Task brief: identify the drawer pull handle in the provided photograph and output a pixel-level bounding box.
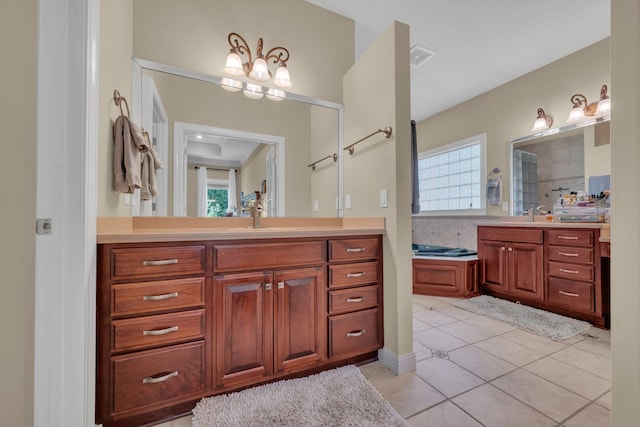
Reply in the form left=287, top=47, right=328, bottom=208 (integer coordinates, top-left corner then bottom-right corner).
left=142, top=371, right=178, bottom=384
left=346, top=329, right=366, bottom=337
left=346, top=272, right=366, bottom=278
left=143, top=258, right=179, bottom=266
left=346, top=247, right=366, bottom=253
left=559, top=252, right=579, bottom=257
left=558, top=236, right=579, bottom=240
left=559, top=290, right=580, bottom=297
left=559, top=268, right=579, bottom=274
left=143, top=292, right=179, bottom=301
left=346, top=296, right=365, bottom=303
left=143, top=326, right=179, bottom=336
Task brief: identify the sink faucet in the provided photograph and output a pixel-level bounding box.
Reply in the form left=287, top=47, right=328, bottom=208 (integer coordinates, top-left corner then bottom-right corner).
left=243, top=197, right=263, bottom=228
left=527, top=204, right=534, bottom=222
left=536, top=205, right=546, bottom=215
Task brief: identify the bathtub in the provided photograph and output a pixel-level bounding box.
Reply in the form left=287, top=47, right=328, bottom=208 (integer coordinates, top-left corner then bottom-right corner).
left=412, top=243, right=477, bottom=257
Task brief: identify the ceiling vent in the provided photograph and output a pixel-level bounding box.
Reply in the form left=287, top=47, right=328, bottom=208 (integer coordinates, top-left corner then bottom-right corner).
left=410, top=44, right=435, bottom=67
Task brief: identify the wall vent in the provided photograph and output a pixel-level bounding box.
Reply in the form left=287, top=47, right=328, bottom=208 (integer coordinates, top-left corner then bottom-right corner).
left=410, top=44, right=435, bottom=67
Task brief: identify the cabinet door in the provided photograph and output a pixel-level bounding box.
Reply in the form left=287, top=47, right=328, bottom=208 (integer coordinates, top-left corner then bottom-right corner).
left=214, top=271, right=273, bottom=388
left=478, top=240, right=508, bottom=292
left=274, top=267, right=326, bottom=373
left=508, top=242, right=544, bottom=300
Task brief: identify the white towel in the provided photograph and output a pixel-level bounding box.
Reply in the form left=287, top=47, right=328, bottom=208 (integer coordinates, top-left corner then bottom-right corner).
left=487, top=176, right=502, bottom=205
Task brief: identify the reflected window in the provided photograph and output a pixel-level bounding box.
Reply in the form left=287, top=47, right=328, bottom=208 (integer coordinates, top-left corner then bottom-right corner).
left=207, top=180, right=230, bottom=217
left=418, top=133, right=487, bottom=214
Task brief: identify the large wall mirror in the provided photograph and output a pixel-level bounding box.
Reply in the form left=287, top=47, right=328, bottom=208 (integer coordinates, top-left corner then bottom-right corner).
left=131, top=58, right=344, bottom=218
left=510, top=118, right=611, bottom=216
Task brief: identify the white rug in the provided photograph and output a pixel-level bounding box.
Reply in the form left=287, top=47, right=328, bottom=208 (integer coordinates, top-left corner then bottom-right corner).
left=192, top=365, right=408, bottom=427
left=452, top=295, right=592, bottom=342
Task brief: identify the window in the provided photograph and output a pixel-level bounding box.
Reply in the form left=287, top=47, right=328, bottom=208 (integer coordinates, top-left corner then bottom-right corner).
left=206, top=180, right=229, bottom=217
left=418, top=133, right=487, bottom=214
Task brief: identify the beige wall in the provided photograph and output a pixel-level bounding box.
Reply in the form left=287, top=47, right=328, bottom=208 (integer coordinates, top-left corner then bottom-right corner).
left=240, top=144, right=270, bottom=202
left=310, top=105, right=340, bottom=217
left=343, top=21, right=413, bottom=359
left=417, top=38, right=610, bottom=216
left=0, top=1, right=36, bottom=424
left=98, top=0, right=134, bottom=216
left=611, top=0, right=640, bottom=424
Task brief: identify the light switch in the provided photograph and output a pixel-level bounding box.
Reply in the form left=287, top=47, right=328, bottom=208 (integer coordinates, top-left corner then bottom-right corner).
left=313, top=200, right=319, bottom=212
left=502, top=201, right=509, bottom=211
left=380, top=189, right=388, bottom=208
left=345, top=194, right=351, bottom=209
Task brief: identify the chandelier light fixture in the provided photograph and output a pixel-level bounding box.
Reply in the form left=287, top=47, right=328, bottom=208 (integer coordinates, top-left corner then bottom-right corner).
left=567, top=84, right=611, bottom=123
left=222, top=32, right=292, bottom=101
left=531, top=107, right=553, bottom=132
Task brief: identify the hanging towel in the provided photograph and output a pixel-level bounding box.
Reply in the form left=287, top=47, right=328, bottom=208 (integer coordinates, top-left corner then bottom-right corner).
left=140, top=146, right=164, bottom=201
left=113, top=115, right=148, bottom=193
left=487, top=176, right=502, bottom=205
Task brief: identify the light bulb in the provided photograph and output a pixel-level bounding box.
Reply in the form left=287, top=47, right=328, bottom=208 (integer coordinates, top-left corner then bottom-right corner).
left=249, top=57, right=270, bottom=81
left=224, top=52, right=245, bottom=76
left=220, top=78, right=242, bottom=92
left=596, top=98, right=611, bottom=116
left=567, top=106, right=586, bottom=123
left=531, top=117, right=548, bottom=132
left=243, top=83, right=264, bottom=100
left=273, top=65, right=293, bottom=88
left=266, top=88, right=286, bottom=101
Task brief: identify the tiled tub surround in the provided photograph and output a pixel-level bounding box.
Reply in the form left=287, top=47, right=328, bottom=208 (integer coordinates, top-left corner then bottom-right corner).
left=412, top=216, right=512, bottom=251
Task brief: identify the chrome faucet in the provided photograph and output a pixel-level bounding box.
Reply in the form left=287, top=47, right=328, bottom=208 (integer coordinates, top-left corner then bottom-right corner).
left=536, top=205, right=546, bottom=215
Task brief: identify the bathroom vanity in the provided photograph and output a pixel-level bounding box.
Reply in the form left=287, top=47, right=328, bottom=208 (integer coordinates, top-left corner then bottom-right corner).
left=95, top=217, right=384, bottom=427
left=477, top=222, right=610, bottom=328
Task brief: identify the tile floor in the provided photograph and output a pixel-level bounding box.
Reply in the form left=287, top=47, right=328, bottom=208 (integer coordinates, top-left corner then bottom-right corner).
left=158, top=294, right=611, bottom=427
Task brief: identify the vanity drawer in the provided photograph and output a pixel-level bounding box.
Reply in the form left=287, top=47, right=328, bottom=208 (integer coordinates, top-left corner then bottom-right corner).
left=329, top=285, right=378, bottom=315
left=547, top=277, right=594, bottom=312
left=111, top=341, right=206, bottom=415
left=547, top=246, right=594, bottom=264
left=477, top=227, right=543, bottom=244
left=329, top=308, right=379, bottom=357
left=546, top=229, right=593, bottom=247
left=548, top=261, right=594, bottom=282
left=213, top=241, right=325, bottom=272
left=111, top=246, right=206, bottom=280
left=112, top=309, right=205, bottom=352
left=329, top=261, right=378, bottom=288
left=111, top=277, right=205, bottom=316
left=329, top=238, right=379, bottom=262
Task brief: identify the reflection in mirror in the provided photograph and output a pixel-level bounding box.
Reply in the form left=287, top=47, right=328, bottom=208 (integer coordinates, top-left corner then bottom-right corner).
left=510, top=118, right=611, bottom=216
left=131, top=58, right=343, bottom=218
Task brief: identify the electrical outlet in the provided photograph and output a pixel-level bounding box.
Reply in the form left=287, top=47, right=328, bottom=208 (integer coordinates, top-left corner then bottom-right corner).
left=313, top=200, right=319, bottom=212
left=345, top=194, right=351, bottom=209
left=502, top=201, right=509, bottom=211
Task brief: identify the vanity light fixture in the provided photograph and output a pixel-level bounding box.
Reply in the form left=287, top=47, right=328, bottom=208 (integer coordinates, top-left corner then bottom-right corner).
left=531, top=108, right=553, bottom=131
left=567, top=84, right=611, bottom=123
left=223, top=32, right=292, bottom=101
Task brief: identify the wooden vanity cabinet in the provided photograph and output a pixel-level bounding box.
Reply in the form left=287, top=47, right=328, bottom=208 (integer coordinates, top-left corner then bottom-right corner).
left=212, top=264, right=326, bottom=390
left=477, top=227, right=544, bottom=301
left=477, top=225, right=608, bottom=328
left=327, top=237, right=383, bottom=360
left=97, top=235, right=383, bottom=427
left=96, top=242, right=211, bottom=427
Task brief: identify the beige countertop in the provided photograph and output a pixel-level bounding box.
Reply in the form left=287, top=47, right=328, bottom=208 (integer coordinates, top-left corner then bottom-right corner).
left=97, top=216, right=386, bottom=244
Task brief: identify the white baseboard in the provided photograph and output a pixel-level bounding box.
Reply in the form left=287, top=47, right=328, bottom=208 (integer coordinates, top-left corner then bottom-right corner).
left=378, top=347, right=416, bottom=375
